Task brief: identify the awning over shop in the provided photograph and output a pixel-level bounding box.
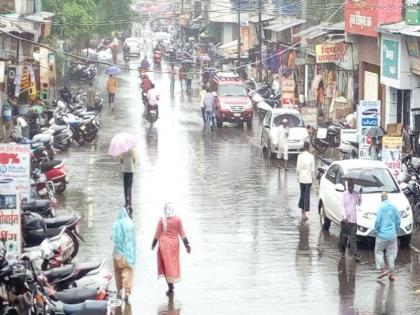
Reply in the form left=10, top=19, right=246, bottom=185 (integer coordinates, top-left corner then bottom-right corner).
left=264, top=17, right=305, bottom=33
left=295, top=25, right=327, bottom=40
left=377, top=21, right=420, bottom=37
left=217, top=40, right=249, bottom=59
left=249, top=14, right=276, bottom=24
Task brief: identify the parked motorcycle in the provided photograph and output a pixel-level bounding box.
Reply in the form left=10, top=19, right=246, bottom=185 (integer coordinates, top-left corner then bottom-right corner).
left=68, top=62, right=97, bottom=82
left=308, top=123, right=342, bottom=154
left=35, top=159, right=69, bottom=194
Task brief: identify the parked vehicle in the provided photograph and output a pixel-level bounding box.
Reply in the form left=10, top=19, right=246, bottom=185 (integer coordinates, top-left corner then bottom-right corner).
left=308, top=123, right=342, bottom=154
left=318, top=159, right=413, bottom=246
left=124, top=37, right=141, bottom=56
left=68, top=63, right=97, bottom=82
left=261, top=108, right=309, bottom=159
left=209, top=72, right=253, bottom=128
left=36, top=160, right=69, bottom=194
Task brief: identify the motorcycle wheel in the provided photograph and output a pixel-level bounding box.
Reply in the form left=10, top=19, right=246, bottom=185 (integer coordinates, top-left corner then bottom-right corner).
left=66, top=230, right=79, bottom=259
left=310, top=134, right=329, bottom=154
left=74, top=131, right=86, bottom=146
left=55, top=178, right=67, bottom=194
left=56, top=140, right=71, bottom=152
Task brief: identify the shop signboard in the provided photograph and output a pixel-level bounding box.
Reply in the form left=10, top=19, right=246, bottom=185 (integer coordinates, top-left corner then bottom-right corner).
left=357, top=100, right=381, bottom=159
left=345, top=0, right=402, bottom=37
left=410, top=56, right=420, bottom=75
left=0, top=144, right=30, bottom=262
left=381, top=136, right=403, bottom=177
left=381, top=39, right=399, bottom=80
left=315, top=43, right=347, bottom=64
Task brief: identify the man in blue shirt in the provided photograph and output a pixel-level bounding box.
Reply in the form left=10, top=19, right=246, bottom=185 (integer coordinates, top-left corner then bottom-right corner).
left=375, top=192, right=400, bottom=281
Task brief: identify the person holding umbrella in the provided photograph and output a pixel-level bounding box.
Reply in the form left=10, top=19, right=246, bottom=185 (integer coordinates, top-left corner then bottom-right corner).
left=106, top=75, right=118, bottom=111
left=339, top=179, right=361, bottom=261
left=108, top=133, right=137, bottom=212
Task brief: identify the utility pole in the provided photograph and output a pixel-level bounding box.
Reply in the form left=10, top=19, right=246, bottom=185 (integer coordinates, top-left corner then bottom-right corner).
left=181, top=0, right=184, bottom=46
left=237, top=1, right=241, bottom=66
left=258, top=0, right=263, bottom=82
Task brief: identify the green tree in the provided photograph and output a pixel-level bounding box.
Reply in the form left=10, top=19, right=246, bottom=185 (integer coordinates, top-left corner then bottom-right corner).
left=95, top=0, right=134, bottom=35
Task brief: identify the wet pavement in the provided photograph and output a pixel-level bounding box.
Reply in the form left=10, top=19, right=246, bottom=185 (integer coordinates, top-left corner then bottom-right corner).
left=55, top=54, right=420, bottom=314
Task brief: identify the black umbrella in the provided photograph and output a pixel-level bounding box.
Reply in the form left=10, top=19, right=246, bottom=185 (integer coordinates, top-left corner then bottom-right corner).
left=365, top=126, right=386, bottom=137
left=342, top=170, right=383, bottom=187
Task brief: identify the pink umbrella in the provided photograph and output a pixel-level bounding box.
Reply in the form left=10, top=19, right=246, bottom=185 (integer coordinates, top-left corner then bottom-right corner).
left=108, top=132, right=136, bottom=157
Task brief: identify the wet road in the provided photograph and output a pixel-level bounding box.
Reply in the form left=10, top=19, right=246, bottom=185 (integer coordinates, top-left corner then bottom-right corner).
left=56, top=55, right=420, bottom=314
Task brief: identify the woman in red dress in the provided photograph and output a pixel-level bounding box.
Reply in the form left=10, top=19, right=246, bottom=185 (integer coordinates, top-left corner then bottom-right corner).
left=152, top=203, right=191, bottom=296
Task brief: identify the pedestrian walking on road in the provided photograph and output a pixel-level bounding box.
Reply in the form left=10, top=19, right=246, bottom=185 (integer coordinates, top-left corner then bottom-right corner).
left=120, top=149, right=136, bottom=209
left=375, top=192, right=400, bottom=281
left=106, top=75, right=118, bottom=111
left=296, top=141, right=315, bottom=220
left=339, top=179, right=361, bottom=261
left=179, top=66, right=186, bottom=92
left=203, top=88, right=216, bottom=132
left=199, top=86, right=207, bottom=123
left=169, top=64, right=176, bottom=95
left=152, top=203, right=191, bottom=297
left=186, top=68, right=193, bottom=93
left=112, top=207, right=136, bottom=304
left=277, top=119, right=290, bottom=169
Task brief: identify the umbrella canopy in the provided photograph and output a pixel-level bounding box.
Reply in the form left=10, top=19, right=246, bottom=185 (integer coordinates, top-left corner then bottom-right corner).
left=342, top=170, right=383, bottom=187
left=108, top=132, right=136, bottom=157
left=106, top=65, right=121, bottom=76
left=365, top=126, right=386, bottom=137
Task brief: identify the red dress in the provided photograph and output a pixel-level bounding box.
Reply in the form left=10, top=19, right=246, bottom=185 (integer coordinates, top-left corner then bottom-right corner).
left=154, top=216, right=186, bottom=283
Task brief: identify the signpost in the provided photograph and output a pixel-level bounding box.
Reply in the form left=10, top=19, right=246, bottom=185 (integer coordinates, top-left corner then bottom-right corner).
left=357, top=100, right=381, bottom=159
left=0, top=144, right=30, bottom=262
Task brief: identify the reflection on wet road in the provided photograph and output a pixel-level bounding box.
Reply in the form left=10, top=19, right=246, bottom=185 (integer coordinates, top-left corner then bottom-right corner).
left=57, top=58, right=420, bottom=314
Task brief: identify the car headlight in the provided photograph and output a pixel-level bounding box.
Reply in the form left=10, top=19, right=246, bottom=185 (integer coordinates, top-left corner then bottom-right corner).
left=220, top=101, right=229, bottom=110
left=362, top=212, right=376, bottom=219
left=399, top=206, right=411, bottom=219
left=245, top=100, right=252, bottom=109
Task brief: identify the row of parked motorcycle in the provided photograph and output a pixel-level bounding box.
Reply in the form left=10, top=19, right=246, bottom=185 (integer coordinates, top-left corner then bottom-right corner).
left=0, top=87, right=119, bottom=314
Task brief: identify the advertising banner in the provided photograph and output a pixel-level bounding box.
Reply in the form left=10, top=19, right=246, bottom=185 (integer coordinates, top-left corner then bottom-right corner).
left=357, top=100, right=381, bottom=159
left=0, top=144, right=30, bottom=262
left=0, top=144, right=31, bottom=202
left=381, top=39, right=399, bottom=80
left=281, top=77, right=295, bottom=107
left=382, top=136, right=403, bottom=177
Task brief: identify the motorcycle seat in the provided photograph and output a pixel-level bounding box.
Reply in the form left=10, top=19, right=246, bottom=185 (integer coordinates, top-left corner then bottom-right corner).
left=323, top=158, right=334, bottom=165
left=33, top=134, right=53, bottom=142
left=50, top=125, right=68, bottom=132
left=63, top=300, right=108, bottom=314
left=44, top=214, right=76, bottom=229
left=44, top=265, right=75, bottom=283
left=22, top=199, right=50, bottom=211
left=24, top=227, right=63, bottom=247
left=55, top=287, right=98, bottom=305
left=40, top=160, right=63, bottom=172
left=77, top=261, right=102, bottom=274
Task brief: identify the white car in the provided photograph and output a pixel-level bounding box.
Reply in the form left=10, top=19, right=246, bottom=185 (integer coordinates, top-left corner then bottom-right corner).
left=318, top=159, right=413, bottom=245
left=124, top=37, right=141, bottom=56
left=261, top=108, right=309, bottom=158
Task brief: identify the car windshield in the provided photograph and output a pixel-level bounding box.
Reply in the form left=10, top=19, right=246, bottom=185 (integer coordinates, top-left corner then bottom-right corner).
left=352, top=168, right=400, bottom=194
left=272, top=114, right=304, bottom=128
left=219, top=84, right=247, bottom=97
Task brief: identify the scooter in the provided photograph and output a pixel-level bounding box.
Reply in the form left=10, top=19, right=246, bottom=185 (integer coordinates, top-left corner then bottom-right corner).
left=146, top=104, right=158, bottom=124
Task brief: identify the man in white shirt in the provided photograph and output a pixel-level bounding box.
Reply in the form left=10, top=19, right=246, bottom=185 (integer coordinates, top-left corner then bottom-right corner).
left=146, top=83, right=159, bottom=118
left=296, top=141, right=315, bottom=220
left=277, top=119, right=289, bottom=170
left=198, top=86, right=207, bottom=124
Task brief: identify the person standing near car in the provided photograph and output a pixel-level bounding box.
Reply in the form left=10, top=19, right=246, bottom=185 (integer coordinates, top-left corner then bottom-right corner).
left=199, top=86, right=207, bottom=124
left=106, top=75, right=117, bottom=111
left=203, top=88, right=215, bottom=132
left=339, top=179, right=361, bottom=261
left=375, top=192, right=400, bottom=281
left=277, top=118, right=290, bottom=170
left=296, top=141, right=315, bottom=220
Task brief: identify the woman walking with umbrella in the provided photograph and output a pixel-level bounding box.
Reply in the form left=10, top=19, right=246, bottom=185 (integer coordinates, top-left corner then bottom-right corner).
left=106, top=66, right=121, bottom=111
left=108, top=133, right=137, bottom=212
left=151, top=203, right=191, bottom=297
